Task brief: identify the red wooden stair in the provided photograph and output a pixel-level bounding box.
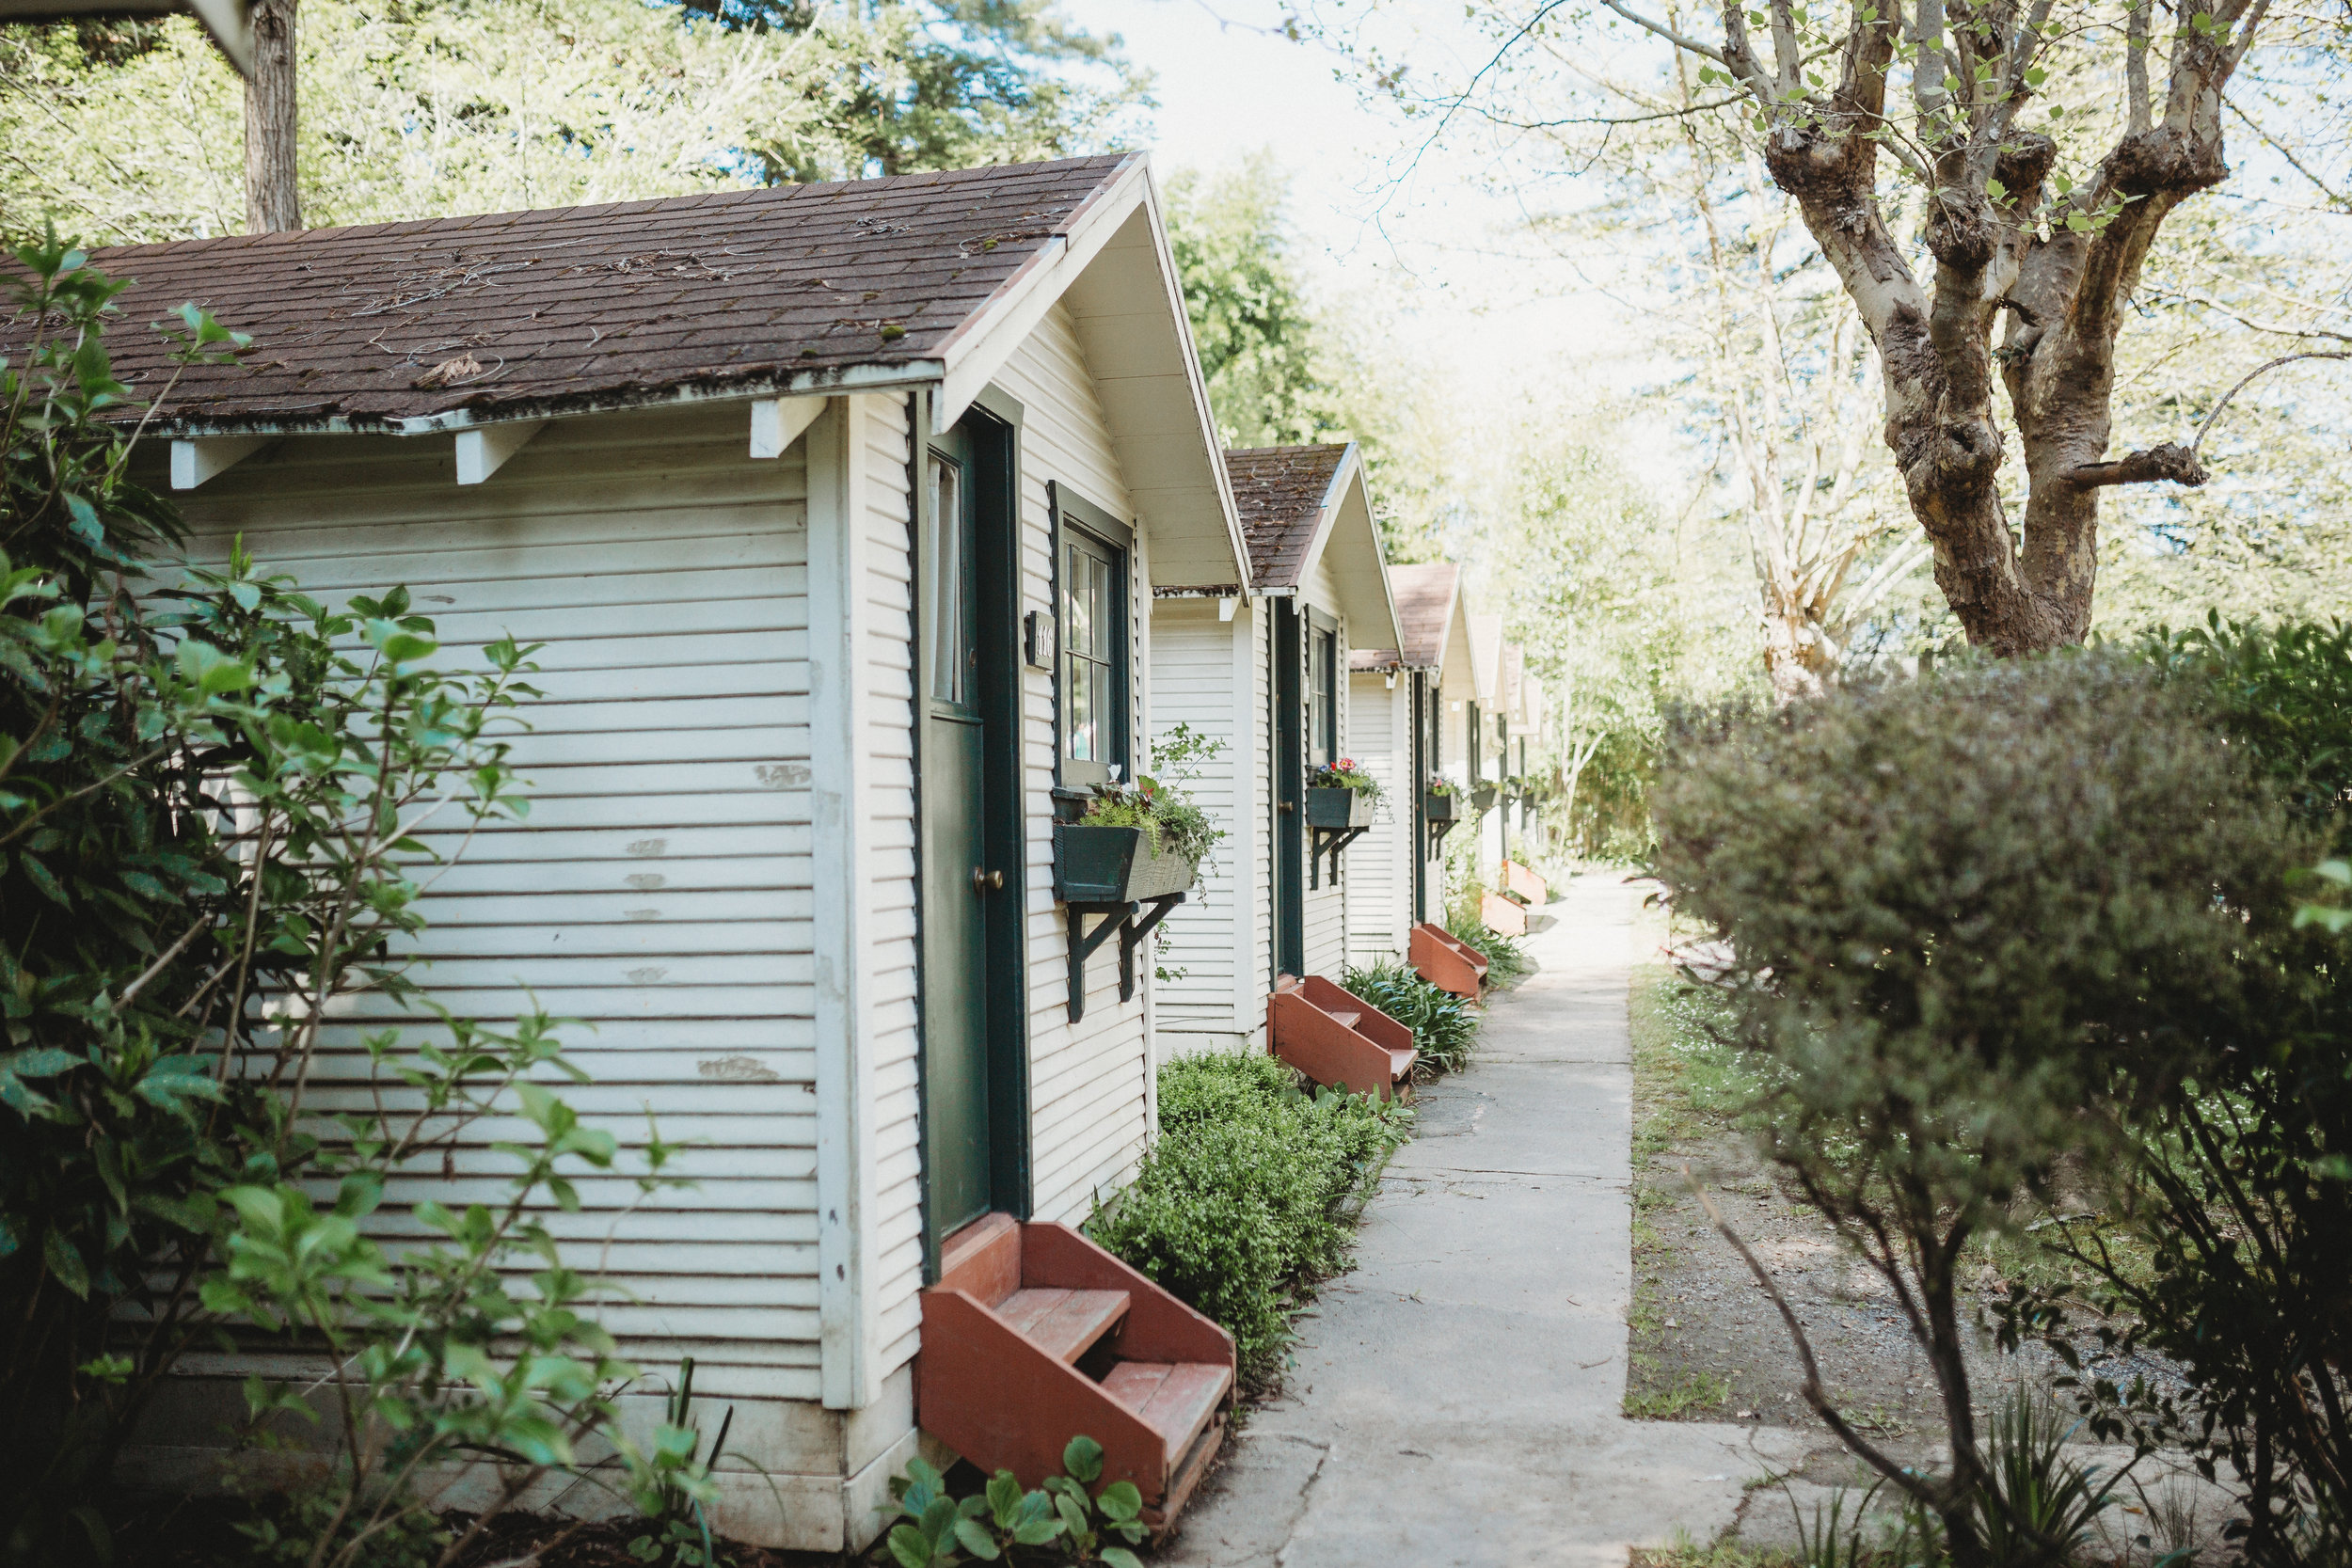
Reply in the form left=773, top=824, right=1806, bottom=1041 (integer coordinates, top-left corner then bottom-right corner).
left=1409, top=922, right=1487, bottom=1001
left=1268, top=973, right=1417, bottom=1100
left=1502, top=859, right=1549, bottom=906
left=916, top=1214, right=1235, bottom=1531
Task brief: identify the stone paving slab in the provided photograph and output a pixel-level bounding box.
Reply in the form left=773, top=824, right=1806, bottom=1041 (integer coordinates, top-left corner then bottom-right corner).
left=1158, top=875, right=1813, bottom=1568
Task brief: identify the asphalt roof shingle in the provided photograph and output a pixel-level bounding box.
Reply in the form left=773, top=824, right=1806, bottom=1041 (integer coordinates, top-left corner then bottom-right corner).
left=6, top=156, right=1135, bottom=432
left=1387, top=562, right=1457, bottom=669
left=1224, top=443, right=1347, bottom=590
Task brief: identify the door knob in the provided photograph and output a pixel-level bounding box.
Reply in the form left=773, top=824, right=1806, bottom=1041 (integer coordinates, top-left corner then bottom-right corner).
left=971, top=867, right=1003, bottom=895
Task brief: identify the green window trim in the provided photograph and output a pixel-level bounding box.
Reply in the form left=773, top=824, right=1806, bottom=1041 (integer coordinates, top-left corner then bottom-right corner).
left=1048, top=483, right=1135, bottom=791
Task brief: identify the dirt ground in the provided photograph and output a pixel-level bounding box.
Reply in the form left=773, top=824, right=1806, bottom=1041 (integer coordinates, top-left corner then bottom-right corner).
left=1618, top=911, right=2178, bottom=1490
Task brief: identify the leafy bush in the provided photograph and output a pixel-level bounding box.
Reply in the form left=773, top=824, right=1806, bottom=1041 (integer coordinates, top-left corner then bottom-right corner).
left=1340, top=959, right=1479, bottom=1074
left=1, top=238, right=701, bottom=1566
left=1992, top=618, right=2352, bottom=1564
left=885, top=1435, right=1144, bottom=1568
left=2141, top=613, right=2352, bottom=840
left=1651, top=654, right=2293, bottom=1562
left=1090, top=1052, right=1407, bottom=1390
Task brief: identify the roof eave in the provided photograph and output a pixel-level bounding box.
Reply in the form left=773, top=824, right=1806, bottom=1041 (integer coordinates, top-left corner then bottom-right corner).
left=135, top=358, right=946, bottom=439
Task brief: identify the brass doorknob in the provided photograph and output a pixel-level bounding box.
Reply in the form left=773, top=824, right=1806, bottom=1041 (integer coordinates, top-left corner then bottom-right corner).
left=971, top=867, right=1003, bottom=895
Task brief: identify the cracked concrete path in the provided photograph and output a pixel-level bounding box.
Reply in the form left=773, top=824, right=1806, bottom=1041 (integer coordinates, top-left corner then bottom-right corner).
left=1159, top=873, right=1807, bottom=1568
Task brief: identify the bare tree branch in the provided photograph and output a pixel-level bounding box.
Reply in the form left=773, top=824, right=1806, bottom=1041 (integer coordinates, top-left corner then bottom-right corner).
left=2190, top=351, right=2352, bottom=456
left=2066, top=441, right=2211, bottom=488
left=1684, top=1165, right=1945, bottom=1508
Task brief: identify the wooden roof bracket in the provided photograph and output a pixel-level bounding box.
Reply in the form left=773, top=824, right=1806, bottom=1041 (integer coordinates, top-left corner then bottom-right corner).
left=1063, top=892, right=1185, bottom=1022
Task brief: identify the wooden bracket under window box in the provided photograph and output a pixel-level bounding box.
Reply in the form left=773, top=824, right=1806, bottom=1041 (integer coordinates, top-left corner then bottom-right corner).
left=1055, top=825, right=1198, bottom=1021
left=1304, top=787, right=1373, bottom=890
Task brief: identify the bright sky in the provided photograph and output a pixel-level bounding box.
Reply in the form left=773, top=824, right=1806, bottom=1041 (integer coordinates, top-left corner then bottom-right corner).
left=1059, top=0, right=1634, bottom=401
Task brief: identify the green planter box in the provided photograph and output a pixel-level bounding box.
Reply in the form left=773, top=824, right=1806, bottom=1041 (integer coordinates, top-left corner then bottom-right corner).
left=1053, top=824, right=1199, bottom=903
left=1422, top=790, right=1459, bottom=824
left=1471, top=784, right=1498, bottom=812
left=1304, top=786, right=1375, bottom=830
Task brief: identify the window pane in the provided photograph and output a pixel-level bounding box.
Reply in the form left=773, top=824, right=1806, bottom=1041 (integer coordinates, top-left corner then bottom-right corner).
left=929, top=460, right=967, bottom=705
left=1064, top=543, right=1093, bottom=658
left=1067, top=651, right=1098, bottom=760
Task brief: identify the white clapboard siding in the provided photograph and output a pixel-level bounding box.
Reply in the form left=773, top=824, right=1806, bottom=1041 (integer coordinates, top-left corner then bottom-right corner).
left=1344, top=673, right=1408, bottom=966
left=995, top=302, right=1152, bottom=1230
left=854, top=394, right=928, bottom=1394
left=1301, top=550, right=1349, bottom=980
left=174, top=403, right=833, bottom=1402
left=1249, top=605, right=1272, bottom=1007
left=1146, top=599, right=1246, bottom=1037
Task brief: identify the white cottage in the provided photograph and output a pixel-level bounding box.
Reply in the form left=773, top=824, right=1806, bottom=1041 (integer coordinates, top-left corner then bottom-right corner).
left=1376, top=562, right=1473, bottom=933
left=95, top=154, right=1253, bottom=1552
left=1146, top=443, right=1401, bottom=1056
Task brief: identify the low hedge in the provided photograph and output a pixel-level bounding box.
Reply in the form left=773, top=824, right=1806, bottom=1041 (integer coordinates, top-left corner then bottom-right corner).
left=1089, top=1052, right=1409, bottom=1392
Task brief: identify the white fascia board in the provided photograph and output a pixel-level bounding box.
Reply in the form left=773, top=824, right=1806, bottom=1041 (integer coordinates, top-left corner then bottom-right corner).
left=453, top=419, right=546, bottom=484
left=932, top=155, right=1150, bottom=433
left=1124, top=170, right=1250, bottom=585
left=142, top=360, right=941, bottom=440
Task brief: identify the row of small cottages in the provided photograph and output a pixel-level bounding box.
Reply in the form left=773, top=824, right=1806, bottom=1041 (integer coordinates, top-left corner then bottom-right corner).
left=79, top=154, right=1543, bottom=1550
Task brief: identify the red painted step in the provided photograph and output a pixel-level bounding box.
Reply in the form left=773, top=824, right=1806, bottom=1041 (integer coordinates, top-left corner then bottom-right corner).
left=1268, top=973, right=1417, bottom=1100
left=917, top=1215, right=1237, bottom=1535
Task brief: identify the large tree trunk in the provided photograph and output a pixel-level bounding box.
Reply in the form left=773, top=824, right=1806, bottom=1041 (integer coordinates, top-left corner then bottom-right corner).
left=243, top=0, right=300, bottom=234
left=1709, top=0, right=2254, bottom=654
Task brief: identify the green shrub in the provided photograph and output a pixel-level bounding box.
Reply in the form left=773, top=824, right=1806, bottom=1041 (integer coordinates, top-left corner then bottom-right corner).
left=1091, top=1053, right=1407, bottom=1390
left=1340, top=959, right=1479, bottom=1074
left=1651, top=653, right=2293, bottom=1560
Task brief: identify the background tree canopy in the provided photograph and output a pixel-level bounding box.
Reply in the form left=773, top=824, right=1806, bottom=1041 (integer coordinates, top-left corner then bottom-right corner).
left=0, top=0, right=1146, bottom=243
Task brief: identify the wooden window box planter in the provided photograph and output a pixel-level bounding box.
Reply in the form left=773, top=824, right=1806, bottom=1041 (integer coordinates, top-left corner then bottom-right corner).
left=1054, top=824, right=1199, bottom=904
left=1053, top=825, right=1197, bottom=1022
left=1303, top=787, right=1373, bottom=889
left=1303, top=786, right=1375, bottom=830
left=1471, top=784, right=1498, bottom=813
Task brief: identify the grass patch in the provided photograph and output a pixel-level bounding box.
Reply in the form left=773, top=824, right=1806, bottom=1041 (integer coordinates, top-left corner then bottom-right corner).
left=1629, top=959, right=1756, bottom=1159
left=1623, top=1368, right=1737, bottom=1419
left=1089, top=1052, right=1411, bottom=1393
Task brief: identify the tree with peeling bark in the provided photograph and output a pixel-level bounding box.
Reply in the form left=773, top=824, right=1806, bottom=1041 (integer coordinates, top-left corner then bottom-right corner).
left=1338, top=0, right=2295, bottom=655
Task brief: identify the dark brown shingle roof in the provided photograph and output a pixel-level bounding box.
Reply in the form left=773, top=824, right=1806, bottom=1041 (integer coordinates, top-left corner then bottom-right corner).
left=15, top=156, right=1134, bottom=432
left=1224, top=443, right=1347, bottom=590
left=1388, top=562, right=1457, bottom=669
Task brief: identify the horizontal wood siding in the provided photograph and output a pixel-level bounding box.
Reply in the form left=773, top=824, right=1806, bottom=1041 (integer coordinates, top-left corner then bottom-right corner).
left=1344, top=673, right=1409, bottom=966
left=1147, top=601, right=1242, bottom=1035
left=176, top=404, right=829, bottom=1401
left=856, top=398, right=926, bottom=1390
left=993, top=303, right=1153, bottom=1227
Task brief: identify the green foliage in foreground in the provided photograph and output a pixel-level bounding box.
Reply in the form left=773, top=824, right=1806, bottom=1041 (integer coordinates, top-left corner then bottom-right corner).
left=1653, top=654, right=2294, bottom=1565
left=1089, top=1053, right=1408, bottom=1391
left=1340, top=958, right=1480, bottom=1075
left=885, top=1435, right=1144, bottom=1568
left=1, top=240, right=706, bottom=1568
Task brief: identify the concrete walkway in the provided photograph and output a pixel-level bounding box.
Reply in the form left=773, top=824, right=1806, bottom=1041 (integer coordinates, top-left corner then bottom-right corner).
left=1161, top=873, right=1807, bottom=1568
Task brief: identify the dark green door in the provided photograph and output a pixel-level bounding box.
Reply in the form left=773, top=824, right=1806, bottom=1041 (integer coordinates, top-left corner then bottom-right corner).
left=922, top=427, right=992, bottom=1238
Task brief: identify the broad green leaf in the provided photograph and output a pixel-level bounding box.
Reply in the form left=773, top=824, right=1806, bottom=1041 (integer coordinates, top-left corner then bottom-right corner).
left=44, top=1228, right=90, bottom=1298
